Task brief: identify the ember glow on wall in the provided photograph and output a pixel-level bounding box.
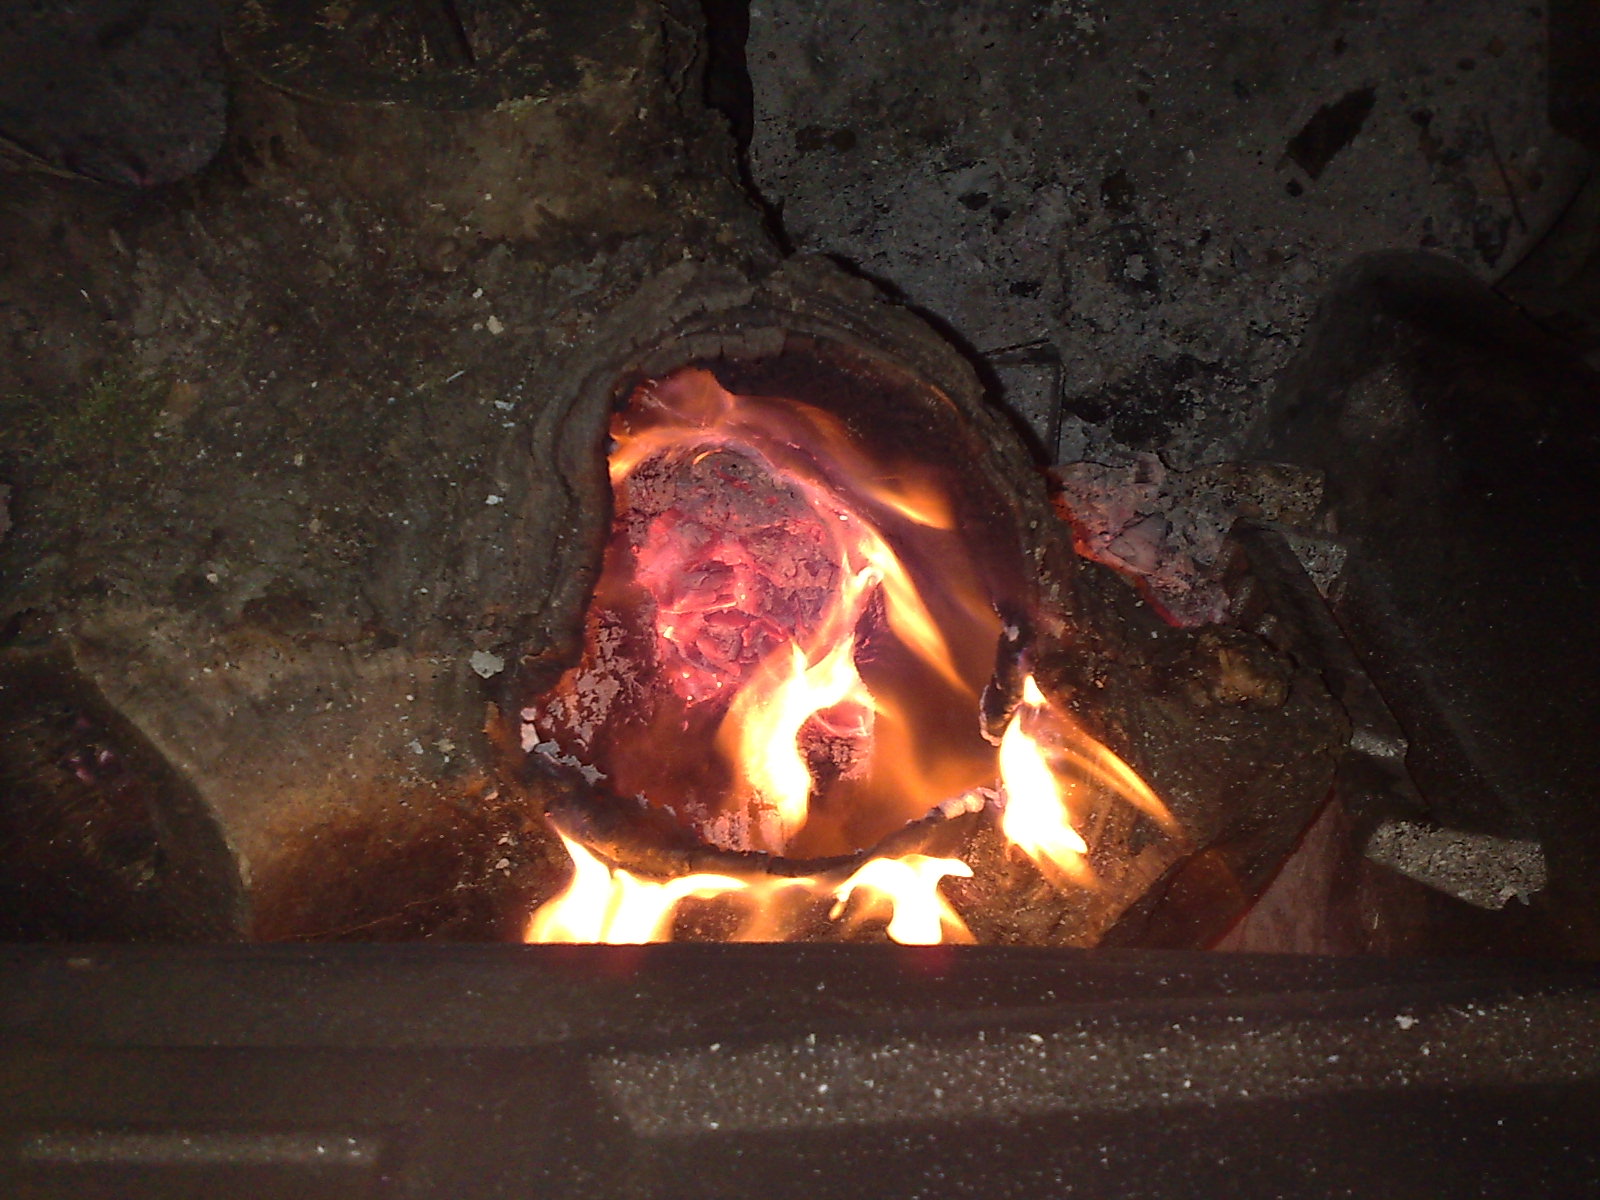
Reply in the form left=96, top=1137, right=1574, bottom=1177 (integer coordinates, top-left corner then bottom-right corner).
left=521, top=355, right=1173, bottom=944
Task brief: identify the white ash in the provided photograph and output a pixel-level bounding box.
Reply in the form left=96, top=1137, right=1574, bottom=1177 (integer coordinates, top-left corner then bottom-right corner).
left=1052, top=455, right=1325, bottom=626
left=932, top=788, right=994, bottom=820
left=1280, top=530, right=1349, bottom=599
left=468, top=649, right=505, bottom=678
left=528, top=739, right=606, bottom=787
left=698, top=806, right=762, bottom=857
left=534, top=617, right=641, bottom=750
left=1365, top=819, right=1546, bottom=910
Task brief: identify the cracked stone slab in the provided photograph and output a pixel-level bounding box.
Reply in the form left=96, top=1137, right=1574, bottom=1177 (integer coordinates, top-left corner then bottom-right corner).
left=751, top=0, right=1590, bottom=464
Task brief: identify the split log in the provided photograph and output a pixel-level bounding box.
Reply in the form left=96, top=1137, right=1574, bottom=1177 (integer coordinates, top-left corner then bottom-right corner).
left=0, top=1, right=767, bottom=938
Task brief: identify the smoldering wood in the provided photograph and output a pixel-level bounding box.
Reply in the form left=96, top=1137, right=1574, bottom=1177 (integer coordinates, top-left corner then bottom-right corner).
left=978, top=605, right=1031, bottom=745
left=535, top=760, right=982, bottom=884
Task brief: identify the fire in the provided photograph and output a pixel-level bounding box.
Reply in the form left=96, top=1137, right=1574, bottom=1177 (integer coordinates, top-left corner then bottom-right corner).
left=997, top=675, right=1177, bottom=884
left=997, top=675, right=1095, bottom=883
left=829, top=854, right=974, bottom=945
left=718, top=634, right=871, bottom=849
left=526, top=833, right=750, bottom=944
left=525, top=366, right=1178, bottom=945
left=527, top=830, right=973, bottom=946
left=601, top=367, right=988, bottom=858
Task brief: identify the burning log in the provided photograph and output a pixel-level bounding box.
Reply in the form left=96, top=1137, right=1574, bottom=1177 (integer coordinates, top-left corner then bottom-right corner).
left=508, top=257, right=1350, bottom=948
left=0, top=6, right=1349, bottom=945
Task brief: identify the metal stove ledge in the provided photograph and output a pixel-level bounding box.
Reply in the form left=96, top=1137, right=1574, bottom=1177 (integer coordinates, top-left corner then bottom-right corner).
left=2, top=945, right=1597, bottom=1198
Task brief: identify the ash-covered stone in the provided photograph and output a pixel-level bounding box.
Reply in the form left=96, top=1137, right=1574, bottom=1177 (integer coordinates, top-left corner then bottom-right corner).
left=1365, top=819, right=1547, bottom=910
left=469, top=649, right=505, bottom=679
left=1279, top=530, right=1349, bottom=598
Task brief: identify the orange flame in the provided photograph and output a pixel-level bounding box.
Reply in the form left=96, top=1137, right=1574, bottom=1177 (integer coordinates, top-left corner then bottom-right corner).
left=526, top=833, right=751, bottom=943
left=830, top=854, right=975, bottom=945
left=999, top=675, right=1093, bottom=883
left=718, top=634, right=871, bottom=848
left=526, top=831, right=975, bottom=946
left=999, top=674, right=1177, bottom=883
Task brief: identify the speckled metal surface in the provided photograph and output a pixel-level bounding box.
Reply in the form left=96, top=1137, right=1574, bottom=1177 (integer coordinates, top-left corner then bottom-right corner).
left=3, top=945, right=1598, bottom=1197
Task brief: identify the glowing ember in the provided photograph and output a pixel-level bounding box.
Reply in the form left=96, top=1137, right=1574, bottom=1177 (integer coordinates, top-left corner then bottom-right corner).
left=535, top=367, right=999, bottom=858
left=524, top=364, right=1179, bottom=944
